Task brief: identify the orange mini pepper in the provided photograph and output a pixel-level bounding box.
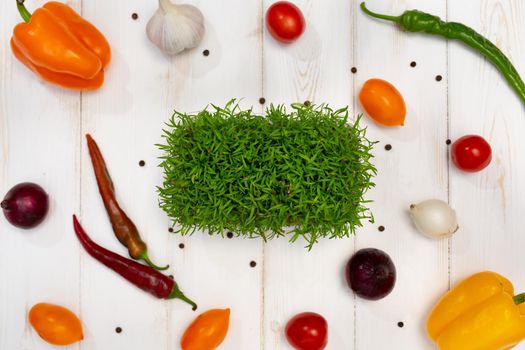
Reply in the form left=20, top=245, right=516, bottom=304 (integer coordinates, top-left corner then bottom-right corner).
left=359, top=78, right=406, bottom=127
left=29, top=303, right=83, bottom=346
left=427, top=271, right=525, bottom=350
left=11, top=0, right=110, bottom=90
left=181, top=308, right=231, bottom=350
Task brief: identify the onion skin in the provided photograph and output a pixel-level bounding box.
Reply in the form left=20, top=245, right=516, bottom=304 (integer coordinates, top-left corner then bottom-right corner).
left=1, top=182, right=49, bottom=229
left=409, top=199, right=458, bottom=239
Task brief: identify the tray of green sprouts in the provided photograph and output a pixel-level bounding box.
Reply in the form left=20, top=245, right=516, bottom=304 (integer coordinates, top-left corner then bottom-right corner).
left=158, top=101, right=376, bottom=249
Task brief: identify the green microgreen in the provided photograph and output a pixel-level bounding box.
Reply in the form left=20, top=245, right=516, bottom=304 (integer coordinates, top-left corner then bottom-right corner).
left=157, top=100, right=377, bottom=249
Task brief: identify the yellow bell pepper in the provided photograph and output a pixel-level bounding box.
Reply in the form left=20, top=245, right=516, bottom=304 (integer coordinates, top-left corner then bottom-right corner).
left=427, top=271, right=525, bottom=350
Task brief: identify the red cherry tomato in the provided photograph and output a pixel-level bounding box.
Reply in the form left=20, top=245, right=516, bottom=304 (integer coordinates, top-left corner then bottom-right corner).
left=451, top=135, right=492, bottom=172
left=285, top=312, right=328, bottom=350
left=266, top=1, right=305, bottom=43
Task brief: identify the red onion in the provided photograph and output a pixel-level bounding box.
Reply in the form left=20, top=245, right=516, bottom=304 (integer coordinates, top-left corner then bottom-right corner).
left=1, top=182, right=49, bottom=229
left=345, top=248, right=396, bottom=300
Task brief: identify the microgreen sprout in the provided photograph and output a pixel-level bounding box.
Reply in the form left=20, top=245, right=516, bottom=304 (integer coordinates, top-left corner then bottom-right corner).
left=158, top=100, right=376, bottom=249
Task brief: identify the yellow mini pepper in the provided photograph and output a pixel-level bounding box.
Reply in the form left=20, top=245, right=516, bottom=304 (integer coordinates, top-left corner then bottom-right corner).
left=427, top=271, right=525, bottom=350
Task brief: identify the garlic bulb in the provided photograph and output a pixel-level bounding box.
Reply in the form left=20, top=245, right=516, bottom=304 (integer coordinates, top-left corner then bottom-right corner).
left=146, top=0, right=205, bottom=55
left=409, top=199, right=458, bottom=239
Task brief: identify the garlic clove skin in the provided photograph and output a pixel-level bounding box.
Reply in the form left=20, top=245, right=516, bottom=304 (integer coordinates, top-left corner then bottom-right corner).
left=409, top=199, right=458, bottom=239
left=147, top=0, right=205, bottom=56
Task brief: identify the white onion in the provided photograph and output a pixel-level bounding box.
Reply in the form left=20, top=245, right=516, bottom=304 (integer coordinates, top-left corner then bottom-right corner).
left=409, top=199, right=458, bottom=239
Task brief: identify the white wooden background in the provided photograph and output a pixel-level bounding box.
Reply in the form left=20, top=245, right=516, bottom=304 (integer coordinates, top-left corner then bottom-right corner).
left=1, top=0, right=525, bottom=349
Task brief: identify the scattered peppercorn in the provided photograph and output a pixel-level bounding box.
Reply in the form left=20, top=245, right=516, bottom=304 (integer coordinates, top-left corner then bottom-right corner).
left=385, top=144, right=392, bottom=151
left=131, top=13, right=138, bottom=20
left=304, top=100, right=311, bottom=106
left=435, top=75, right=443, bottom=82
left=446, top=139, right=451, bottom=145
left=351, top=67, right=357, bottom=74
left=139, top=160, right=145, bottom=167
left=168, top=227, right=174, bottom=233
left=259, top=97, right=266, bottom=105
left=397, top=322, right=404, bottom=328
left=250, top=261, right=257, bottom=268
left=115, top=327, right=122, bottom=333
left=410, top=61, right=417, bottom=67
left=203, top=49, right=210, bottom=56
left=226, top=232, right=234, bottom=239
left=169, top=275, right=174, bottom=279
left=378, top=225, right=385, bottom=232
left=179, top=243, right=185, bottom=249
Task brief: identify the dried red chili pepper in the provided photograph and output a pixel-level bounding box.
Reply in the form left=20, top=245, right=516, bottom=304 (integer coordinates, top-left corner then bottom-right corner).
left=73, top=215, right=197, bottom=310
left=85, top=134, right=167, bottom=270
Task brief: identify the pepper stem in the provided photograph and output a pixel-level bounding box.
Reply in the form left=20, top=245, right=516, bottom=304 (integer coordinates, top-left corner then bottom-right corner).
left=168, top=285, right=197, bottom=311
left=139, top=251, right=169, bottom=271
left=360, top=2, right=401, bottom=23
left=514, top=293, right=525, bottom=305
left=16, top=0, right=32, bottom=23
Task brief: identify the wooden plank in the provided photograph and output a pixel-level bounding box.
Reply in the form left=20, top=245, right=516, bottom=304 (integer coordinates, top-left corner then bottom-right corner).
left=0, top=1, right=82, bottom=349
left=262, top=0, right=355, bottom=349
left=161, top=1, right=264, bottom=348
left=448, top=4, right=525, bottom=348
left=79, top=0, right=262, bottom=349
left=354, top=0, right=449, bottom=349
left=78, top=1, right=174, bottom=349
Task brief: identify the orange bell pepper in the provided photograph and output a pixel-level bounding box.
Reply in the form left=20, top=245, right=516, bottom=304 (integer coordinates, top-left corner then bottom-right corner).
left=181, top=308, right=231, bottom=350
left=11, top=0, right=110, bottom=90
left=29, top=303, right=83, bottom=346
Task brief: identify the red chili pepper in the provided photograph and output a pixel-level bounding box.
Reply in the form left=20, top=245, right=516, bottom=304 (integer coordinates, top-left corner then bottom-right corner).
left=85, top=134, right=168, bottom=270
left=72, top=215, right=197, bottom=310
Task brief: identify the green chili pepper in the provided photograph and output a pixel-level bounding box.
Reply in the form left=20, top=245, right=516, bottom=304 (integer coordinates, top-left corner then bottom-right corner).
left=360, top=2, right=525, bottom=106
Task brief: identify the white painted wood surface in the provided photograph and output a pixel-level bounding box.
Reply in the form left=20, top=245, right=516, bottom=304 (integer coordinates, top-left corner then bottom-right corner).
left=1, top=0, right=524, bottom=349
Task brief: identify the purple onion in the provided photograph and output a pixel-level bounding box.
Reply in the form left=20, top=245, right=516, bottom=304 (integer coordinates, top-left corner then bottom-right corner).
left=345, top=248, right=396, bottom=300
left=1, top=182, right=49, bottom=229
